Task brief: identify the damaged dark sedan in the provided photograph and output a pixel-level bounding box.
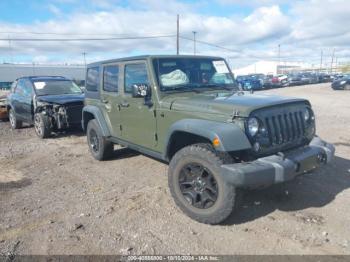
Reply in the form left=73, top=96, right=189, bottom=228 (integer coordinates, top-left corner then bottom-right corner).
left=7, top=76, right=84, bottom=138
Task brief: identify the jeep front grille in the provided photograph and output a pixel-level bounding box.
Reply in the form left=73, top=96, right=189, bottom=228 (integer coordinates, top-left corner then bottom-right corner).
left=264, top=111, right=305, bottom=145
left=249, top=102, right=314, bottom=155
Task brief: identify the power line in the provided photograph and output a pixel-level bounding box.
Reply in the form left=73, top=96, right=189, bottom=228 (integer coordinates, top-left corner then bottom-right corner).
left=179, top=35, right=241, bottom=53
left=0, top=31, right=162, bottom=37
left=0, top=35, right=176, bottom=41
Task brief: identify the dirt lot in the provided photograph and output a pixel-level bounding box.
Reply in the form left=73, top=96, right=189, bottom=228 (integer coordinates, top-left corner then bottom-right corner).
left=0, top=83, right=350, bottom=255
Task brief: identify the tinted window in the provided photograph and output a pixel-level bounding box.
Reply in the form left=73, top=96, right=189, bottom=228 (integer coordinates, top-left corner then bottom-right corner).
left=103, top=65, right=119, bottom=92
left=124, top=63, right=149, bottom=93
left=86, top=67, right=100, bottom=92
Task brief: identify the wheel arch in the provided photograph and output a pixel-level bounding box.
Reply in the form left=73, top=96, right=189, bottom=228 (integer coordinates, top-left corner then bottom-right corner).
left=82, top=105, right=111, bottom=137
left=164, top=119, right=251, bottom=161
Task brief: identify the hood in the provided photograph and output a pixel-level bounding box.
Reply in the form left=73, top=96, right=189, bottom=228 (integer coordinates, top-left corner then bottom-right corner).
left=36, top=93, right=84, bottom=105
left=332, top=78, right=348, bottom=85
left=162, top=92, right=309, bottom=117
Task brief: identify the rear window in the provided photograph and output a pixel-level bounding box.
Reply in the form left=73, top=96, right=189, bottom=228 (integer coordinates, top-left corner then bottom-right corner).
left=86, top=67, right=100, bottom=92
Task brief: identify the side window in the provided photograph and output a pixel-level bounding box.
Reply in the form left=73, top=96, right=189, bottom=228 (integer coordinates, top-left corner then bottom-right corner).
left=86, top=67, right=100, bottom=92
left=15, top=79, right=25, bottom=95
left=124, top=63, right=149, bottom=93
left=103, top=65, right=119, bottom=92
left=22, top=80, right=33, bottom=97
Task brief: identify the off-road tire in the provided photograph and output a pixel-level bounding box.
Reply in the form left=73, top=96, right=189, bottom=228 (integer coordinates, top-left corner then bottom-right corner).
left=34, top=113, right=51, bottom=139
left=9, top=108, right=22, bottom=129
left=86, top=119, right=113, bottom=161
left=168, top=143, right=236, bottom=224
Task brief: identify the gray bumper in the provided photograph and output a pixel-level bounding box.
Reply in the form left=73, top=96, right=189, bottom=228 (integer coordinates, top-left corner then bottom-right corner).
left=221, top=137, right=335, bottom=189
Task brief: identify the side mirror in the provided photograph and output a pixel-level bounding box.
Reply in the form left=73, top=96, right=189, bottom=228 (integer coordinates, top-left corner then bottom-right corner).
left=132, top=84, right=151, bottom=98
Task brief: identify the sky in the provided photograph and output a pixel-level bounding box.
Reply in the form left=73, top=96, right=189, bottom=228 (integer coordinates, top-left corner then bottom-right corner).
left=0, top=0, right=349, bottom=68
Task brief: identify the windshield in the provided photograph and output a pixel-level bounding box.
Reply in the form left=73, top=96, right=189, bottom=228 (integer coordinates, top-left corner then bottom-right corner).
left=153, top=57, right=235, bottom=92
left=33, top=80, right=82, bottom=96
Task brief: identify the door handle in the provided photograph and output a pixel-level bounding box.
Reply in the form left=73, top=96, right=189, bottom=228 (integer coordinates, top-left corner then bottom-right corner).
left=120, top=102, right=129, bottom=108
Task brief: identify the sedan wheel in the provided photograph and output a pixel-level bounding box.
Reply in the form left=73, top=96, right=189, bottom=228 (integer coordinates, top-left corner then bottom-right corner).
left=8, top=109, right=22, bottom=129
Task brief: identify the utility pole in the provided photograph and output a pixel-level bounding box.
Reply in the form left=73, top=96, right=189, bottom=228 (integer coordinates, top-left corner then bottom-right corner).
left=335, top=57, right=338, bottom=72
left=320, top=50, right=323, bottom=72
left=8, top=35, right=13, bottom=63
left=330, top=48, right=335, bottom=74
left=82, top=52, right=87, bottom=68
left=176, top=14, right=179, bottom=55
left=192, top=31, right=197, bottom=55
left=278, top=44, right=281, bottom=74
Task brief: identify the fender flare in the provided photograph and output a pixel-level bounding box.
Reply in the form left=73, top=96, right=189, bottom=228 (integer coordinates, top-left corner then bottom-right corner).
left=82, top=105, right=111, bottom=137
left=164, top=119, right=251, bottom=158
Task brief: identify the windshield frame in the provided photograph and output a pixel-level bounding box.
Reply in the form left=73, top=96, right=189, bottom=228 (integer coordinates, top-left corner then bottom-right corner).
left=152, top=57, right=237, bottom=93
left=31, top=79, right=83, bottom=96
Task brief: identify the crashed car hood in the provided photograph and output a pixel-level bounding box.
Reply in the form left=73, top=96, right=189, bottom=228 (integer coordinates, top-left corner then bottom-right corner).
left=36, top=94, right=84, bottom=105
left=162, top=92, right=309, bottom=117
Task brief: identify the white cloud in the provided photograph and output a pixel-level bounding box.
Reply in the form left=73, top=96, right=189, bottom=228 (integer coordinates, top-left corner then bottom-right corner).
left=0, top=0, right=349, bottom=67
left=216, top=0, right=289, bottom=7
left=47, top=4, right=62, bottom=16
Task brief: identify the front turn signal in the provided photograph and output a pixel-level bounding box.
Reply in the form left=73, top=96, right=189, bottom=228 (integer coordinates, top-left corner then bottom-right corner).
left=212, top=137, right=220, bottom=147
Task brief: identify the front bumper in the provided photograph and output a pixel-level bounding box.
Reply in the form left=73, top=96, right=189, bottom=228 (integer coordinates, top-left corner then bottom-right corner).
left=221, top=137, right=335, bottom=189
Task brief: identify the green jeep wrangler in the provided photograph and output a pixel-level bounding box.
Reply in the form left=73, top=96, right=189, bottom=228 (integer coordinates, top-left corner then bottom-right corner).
left=82, top=55, right=335, bottom=224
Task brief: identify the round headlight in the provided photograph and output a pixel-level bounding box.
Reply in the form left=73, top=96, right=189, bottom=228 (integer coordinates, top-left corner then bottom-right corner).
left=304, top=108, right=310, bottom=121
left=247, top=117, right=259, bottom=136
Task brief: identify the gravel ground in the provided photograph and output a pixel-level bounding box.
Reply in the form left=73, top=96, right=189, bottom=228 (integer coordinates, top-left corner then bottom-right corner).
left=0, top=83, right=350, bottom=255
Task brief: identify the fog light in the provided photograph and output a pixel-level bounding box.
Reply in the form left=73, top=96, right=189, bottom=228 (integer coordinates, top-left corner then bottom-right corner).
left=253, top=142, right=260, bottom=152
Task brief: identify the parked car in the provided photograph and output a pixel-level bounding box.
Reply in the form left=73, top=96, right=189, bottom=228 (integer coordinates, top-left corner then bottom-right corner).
left=236, top=75, right=263, bottom=91
left=270, top=74, right=289, bottom=88
left=249, top=74, right=267, bottom=88
left=7, top=76, right=84, bottom=138
left=82, top=55, right=334, bottom=224
left=331, top=74, right=345, bottom=81
left=288, top=73, right=304, bottom=86
left=317, top=73, right=332, bottom=83
left=263, top=74, right=274, bottom=88
left=300, top=73, right=319, bottom=84
left=331, top=75, right=350, bottom=90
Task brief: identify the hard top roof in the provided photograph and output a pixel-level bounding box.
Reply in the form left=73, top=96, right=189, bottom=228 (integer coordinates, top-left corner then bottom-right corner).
left=87, top=54, right=225, bottom=67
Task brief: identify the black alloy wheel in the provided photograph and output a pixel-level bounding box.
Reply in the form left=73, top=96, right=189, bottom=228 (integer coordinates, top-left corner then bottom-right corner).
left=179, top=163, right=218, bottom=209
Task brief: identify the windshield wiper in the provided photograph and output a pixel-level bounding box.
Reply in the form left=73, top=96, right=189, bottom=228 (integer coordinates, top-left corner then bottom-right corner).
left=201, top=84, right=237, bottom=91
left=163, top=84, right=203, bottom=93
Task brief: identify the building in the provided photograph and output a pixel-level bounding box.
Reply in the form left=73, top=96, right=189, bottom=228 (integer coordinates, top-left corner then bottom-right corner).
left=0, top=64, right=85, bottom=89
left=231, top=60, right=310, bottom=76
